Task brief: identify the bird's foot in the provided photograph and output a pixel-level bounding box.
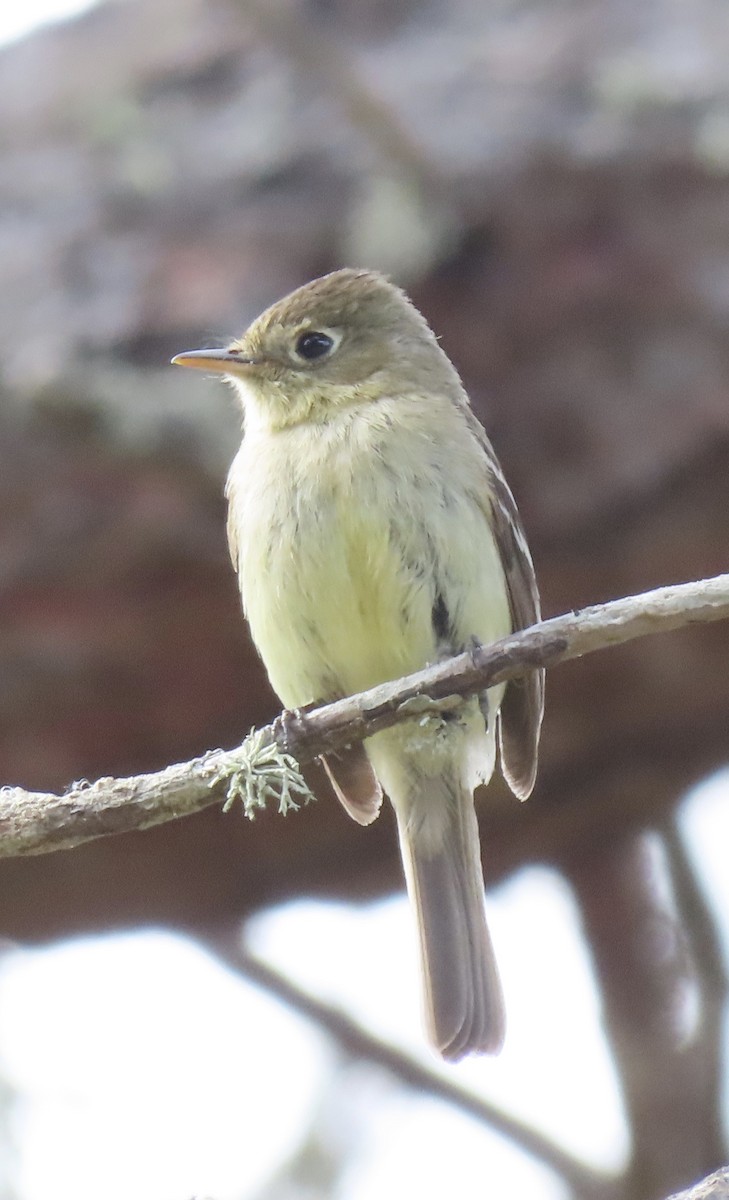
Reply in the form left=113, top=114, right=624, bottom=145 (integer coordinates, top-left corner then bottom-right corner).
left=272, top=707, right=307, bottom=755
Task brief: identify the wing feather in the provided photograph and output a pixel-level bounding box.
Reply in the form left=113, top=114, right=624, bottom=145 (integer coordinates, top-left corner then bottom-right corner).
left=320, top=745, right=383, bottom=825
left=464, top=408, right=544, bottom=799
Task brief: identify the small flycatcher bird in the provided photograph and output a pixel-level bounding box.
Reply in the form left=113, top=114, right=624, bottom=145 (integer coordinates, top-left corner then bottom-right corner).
left=172, top=269, right=543, bottom=1060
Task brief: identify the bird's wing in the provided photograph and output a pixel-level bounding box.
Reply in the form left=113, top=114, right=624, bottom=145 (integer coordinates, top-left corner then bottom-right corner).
left=320, top=745, right=383, bottom=825
left=465, top=408, right=544, bottom=799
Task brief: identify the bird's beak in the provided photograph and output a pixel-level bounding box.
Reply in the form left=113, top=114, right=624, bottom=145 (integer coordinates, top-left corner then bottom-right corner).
left=170, top=348, right=258, bottom=374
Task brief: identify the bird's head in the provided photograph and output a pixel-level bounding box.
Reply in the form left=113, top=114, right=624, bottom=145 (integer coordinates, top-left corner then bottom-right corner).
left=172, top=268, right=459, bottom=429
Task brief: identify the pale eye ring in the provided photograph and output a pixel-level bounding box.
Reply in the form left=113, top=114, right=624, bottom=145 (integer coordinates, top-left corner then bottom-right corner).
left=294, top=330, right=335, bottom=360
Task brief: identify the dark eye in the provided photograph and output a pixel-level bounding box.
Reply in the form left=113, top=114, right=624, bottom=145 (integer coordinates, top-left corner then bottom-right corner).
left=295, top=331, right=335, bottom=360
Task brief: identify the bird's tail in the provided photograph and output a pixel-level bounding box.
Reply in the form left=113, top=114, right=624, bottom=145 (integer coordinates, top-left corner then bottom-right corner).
left=397, top=772, right=505, bottom=1060
left=369, top=720, right=505, bottom=1060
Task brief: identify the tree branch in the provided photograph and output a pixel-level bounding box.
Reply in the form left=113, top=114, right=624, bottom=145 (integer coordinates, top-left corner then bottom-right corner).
left=1, top=574, right=728, bottom=858
left=667, top=1168, right=729, bottom=1200
left=241, top=0, right=444, bottom=201
left=215, top=936, right=621, bottom=1200
left=662, top=819, right=729, bottom=1164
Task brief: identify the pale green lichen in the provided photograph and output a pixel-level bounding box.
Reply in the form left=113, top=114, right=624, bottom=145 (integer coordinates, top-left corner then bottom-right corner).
left=214, top=729, right=316, bottom=820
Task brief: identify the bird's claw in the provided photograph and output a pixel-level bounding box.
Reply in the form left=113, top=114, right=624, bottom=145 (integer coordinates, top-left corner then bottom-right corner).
left=272, top=707, right=306, bottom=754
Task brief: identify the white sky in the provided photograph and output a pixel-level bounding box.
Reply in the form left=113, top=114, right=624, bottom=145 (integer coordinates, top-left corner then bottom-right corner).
left=0, top=0, right=98, bottom=47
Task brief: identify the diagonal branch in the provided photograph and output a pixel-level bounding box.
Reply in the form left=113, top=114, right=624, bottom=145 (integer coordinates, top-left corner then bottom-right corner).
left=241, top=0, right=444, bottom=201
left=1, top=573, right=728, bottom=858
left=214, top=936, right=622, bottom=1200
left=662, top=819, right=728, bottom=1163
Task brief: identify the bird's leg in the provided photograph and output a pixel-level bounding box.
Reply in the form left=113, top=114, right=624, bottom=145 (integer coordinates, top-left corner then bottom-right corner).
left=272, top=699, right=322, bottom=754
left=465, top=636, right=491, bottom=733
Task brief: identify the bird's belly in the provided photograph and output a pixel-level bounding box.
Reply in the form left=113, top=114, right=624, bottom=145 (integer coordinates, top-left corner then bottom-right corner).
left=243, top=499, right=435, bottom=706
left=230, top=417, right=512, bottom=710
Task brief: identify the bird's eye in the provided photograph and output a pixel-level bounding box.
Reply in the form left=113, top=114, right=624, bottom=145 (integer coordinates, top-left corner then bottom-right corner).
left=294, top=331, right=335, bottom=360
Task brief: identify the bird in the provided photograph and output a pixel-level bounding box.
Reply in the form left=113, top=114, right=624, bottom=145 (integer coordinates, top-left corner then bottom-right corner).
left=172, top=268, right=544, bottom=1060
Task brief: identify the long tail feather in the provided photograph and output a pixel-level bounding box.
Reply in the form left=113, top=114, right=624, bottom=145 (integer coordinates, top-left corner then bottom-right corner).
left=396, top=774, right=505, bottom=1060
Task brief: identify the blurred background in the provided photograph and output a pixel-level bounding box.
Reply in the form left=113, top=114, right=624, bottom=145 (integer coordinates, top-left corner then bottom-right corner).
left=1, top=0, right=728, bottom=1197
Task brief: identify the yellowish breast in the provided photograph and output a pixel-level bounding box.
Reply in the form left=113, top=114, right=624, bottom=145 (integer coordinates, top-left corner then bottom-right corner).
left=226, top=396, right=511, bottom=709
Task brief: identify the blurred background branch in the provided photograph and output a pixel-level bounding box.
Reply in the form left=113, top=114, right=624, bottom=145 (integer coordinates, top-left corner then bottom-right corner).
left=217, top=935, right=624, bottom=1200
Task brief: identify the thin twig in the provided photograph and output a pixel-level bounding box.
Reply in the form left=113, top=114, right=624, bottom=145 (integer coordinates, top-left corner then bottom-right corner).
left=241, top=0, right=443, bottom=200
left=1, top=574, right=728, bottom=858
left=662, top=819, right=728, bottom=999
left=216, top=938, right=622, bottom=1200
left=662, top=819, right=729, bottom=1162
